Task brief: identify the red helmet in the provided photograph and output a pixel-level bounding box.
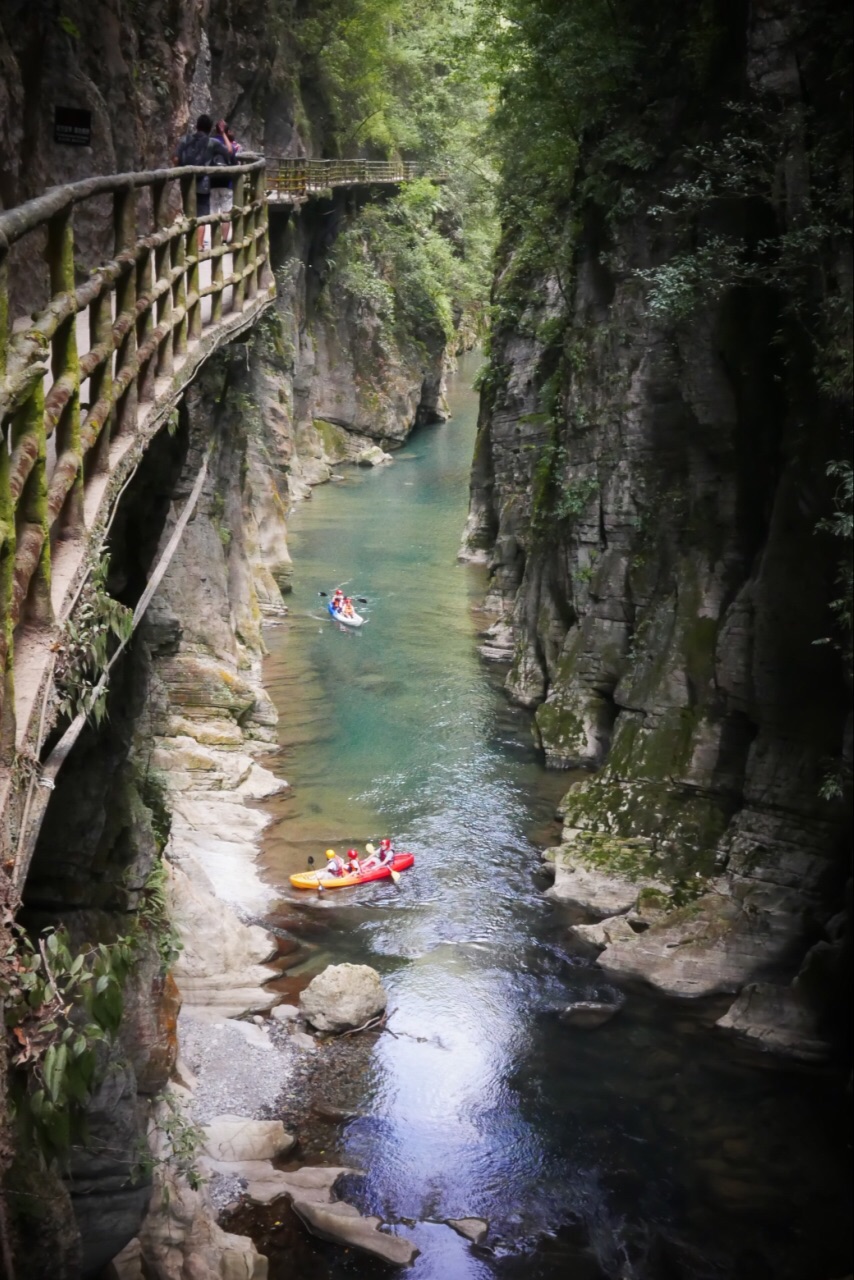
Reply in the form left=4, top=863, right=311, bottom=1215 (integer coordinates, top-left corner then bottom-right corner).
left=347, top=848, right=358, bottom=858
left=380, top=839, right=391, bottom=849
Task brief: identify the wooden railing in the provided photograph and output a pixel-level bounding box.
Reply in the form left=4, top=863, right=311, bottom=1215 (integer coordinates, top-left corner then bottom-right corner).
left=267, top=158, right=447, bottom=200
left=0, top=157, right=274, bottom=763
left=0, top=150, right=444, bottom=861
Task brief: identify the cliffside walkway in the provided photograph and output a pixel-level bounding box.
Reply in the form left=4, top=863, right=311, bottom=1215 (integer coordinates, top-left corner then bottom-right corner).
left=0, top=156, right=276, bottom=871
left=266, top=157, right=444, bottom=201
left=0, top=153, right=443, bottom=874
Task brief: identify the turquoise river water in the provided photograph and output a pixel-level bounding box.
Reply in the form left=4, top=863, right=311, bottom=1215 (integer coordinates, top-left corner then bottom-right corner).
left=245, top=354, right=851, bottom=1280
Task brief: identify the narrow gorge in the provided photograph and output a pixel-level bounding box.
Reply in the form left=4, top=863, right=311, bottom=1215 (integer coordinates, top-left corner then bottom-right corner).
left=0, top=2, right=850, bottom=1279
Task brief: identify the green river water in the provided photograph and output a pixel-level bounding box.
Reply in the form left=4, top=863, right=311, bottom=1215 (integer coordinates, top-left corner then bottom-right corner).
left=244, top=354, right=851, bottom=1279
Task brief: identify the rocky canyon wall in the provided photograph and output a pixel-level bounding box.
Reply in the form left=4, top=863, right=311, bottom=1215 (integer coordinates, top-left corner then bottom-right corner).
left=465, top=0, right=852, bottom=1059
left=3, top=142, right=449, bottom=1280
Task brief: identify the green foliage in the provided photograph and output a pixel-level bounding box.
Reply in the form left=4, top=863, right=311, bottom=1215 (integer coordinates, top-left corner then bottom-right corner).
left=136, top=859, right=183, bottom=971
left=54, top=553, right=133, bottom=727
left=328, top=180, right=490, bottom=348
left=2, top=925, right=133, bottom=1158
left=639, top=99, right=851, bottom=331
left=135, top=1091, right=207, bottom=1195
left=636, top=237, right=748, bottom=323
left=556, top=476, right=600, bottom=523
left=57, top=14, right=81, bottom=39
left=816, top=460, right=853, bottom=657
left=297, top=0, right=498, bottom=339
left=140, top=769, right=172, bottom=854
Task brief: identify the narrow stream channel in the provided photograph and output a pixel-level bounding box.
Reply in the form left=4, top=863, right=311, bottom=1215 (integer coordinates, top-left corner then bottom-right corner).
left=247, top=354, right=851, bottom=1279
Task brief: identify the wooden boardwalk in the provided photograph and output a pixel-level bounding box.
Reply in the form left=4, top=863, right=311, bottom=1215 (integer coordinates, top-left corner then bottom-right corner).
left=0, top=153, right=443, bottom=876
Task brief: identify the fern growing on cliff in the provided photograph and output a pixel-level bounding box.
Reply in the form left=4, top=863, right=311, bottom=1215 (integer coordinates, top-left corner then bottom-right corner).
left=53, top=553, right=133, bottom=728
left=2, top=925, right=133, bottom=1157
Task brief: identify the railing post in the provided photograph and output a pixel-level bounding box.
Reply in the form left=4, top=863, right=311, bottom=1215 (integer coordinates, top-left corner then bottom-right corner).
left=181, top=174, right=202, bottom=342
left=113, top=184, right=138, bottom=436
left=0, top=237, right=13, bottom=741
left=11, top=384, right=51, bottom=626
left=231, top=173, right=246, bottom=313
left=0, top=239, right=7, bottom=383
left=175, top=175, right=192, bottom=357
left=0, top=409, right=13, bottom=752
left=245, top=171, right=259, bottom=300
left=257, top=163, right=272, bottom=290
left=152, top=179, right=174, bottom=378
left=47, top=206, right=83, bottom=536
left=88, top=289, right=114, bottom=477
left=211, top=217, right=223, bottom=324
left=137, top=193, right=156, bottom=404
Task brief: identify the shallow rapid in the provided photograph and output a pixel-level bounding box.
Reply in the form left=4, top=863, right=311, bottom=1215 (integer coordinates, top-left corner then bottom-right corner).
left=255, top=354, right=851, bottom=1280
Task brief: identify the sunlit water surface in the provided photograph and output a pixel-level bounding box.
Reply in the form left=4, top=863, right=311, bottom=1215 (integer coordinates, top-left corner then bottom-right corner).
left=253, top=354, right=851, bottom=1280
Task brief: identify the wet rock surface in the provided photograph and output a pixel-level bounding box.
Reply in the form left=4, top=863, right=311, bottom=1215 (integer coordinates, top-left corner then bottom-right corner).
left=446, top=1217, right=489, bottom=1244
left=292, top=1197, right=418, bottom=1267
left=558, top=992, right=626, bottom=1029
left=466, top=0, right=852, bottom=1057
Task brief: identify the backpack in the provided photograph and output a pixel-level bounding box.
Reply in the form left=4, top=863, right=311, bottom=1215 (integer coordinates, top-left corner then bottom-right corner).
left=177, top=131, right=212, bottom=194
left=209, top=137, right=235, bottom=188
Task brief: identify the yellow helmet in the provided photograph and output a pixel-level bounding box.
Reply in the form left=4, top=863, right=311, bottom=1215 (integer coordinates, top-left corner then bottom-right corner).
left=325, top=849, right=336, bottom=859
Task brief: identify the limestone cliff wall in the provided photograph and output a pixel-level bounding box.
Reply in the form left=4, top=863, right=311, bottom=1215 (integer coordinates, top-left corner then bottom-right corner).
left=466, top=2, right=852, bottom=1056
left=7, top=189, right=447, bottom=1271
left=0, top=0, right=309, bottom=316
left=0, top=0, right=311, bottom=211
left=13, top=343, right=285, bottom=1276
left=240, top=193, right=448, bottom=512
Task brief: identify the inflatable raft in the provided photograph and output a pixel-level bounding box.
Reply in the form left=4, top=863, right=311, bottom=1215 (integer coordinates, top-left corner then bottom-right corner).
left=290, top=852, right=414, bottom=890
left=328, top=601, right=365, bottom=627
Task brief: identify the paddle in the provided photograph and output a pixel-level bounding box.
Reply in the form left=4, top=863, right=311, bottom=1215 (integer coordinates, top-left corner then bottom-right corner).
left=307, top=854, right=324, bottom=894
left=366, top=842, right=400, bottom=884
left=318, top=591, right=369, bottom=604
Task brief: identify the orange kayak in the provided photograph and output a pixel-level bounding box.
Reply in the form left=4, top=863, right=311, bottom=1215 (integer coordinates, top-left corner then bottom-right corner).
left=290, top=852, right=414, bottom=890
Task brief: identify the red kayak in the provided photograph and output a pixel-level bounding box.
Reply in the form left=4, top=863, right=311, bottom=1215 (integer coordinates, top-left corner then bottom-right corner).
left=290, top=852, right=414, bottom=890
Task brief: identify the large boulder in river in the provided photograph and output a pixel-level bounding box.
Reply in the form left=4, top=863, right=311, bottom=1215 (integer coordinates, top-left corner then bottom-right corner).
left=355, top=444, right=392, bottom=467
left=299, top=964, right=387, bottom=1032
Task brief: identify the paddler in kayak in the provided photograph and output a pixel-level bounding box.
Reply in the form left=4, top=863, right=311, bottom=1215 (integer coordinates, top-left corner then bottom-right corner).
left=376, top=838, right=395, bottom=867
left=331, top=589, right=344, bottom=614
left=324, top=848, right=346, bottom=877
left=346, top=848, right=362, bottom=875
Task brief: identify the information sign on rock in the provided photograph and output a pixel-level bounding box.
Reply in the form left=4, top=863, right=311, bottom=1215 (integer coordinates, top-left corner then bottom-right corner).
left=54, top=106, right=92, bottom=146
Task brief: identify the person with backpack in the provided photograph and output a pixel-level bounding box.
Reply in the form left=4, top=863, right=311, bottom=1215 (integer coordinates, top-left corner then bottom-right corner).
left=174, top=114, right=230, bottom=251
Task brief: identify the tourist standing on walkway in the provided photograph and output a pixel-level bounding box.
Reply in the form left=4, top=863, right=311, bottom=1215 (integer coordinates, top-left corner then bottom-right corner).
left=211, top=119, right=238, bottom=242
left=174, top=114, right=230, bottom=250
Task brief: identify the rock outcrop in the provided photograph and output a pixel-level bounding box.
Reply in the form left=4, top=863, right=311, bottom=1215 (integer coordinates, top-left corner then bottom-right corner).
left=467, top=2, right=852, bottom=1058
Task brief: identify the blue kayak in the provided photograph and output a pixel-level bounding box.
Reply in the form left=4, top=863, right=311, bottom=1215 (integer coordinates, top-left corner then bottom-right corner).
left=328, top=601, right=365, bottom=627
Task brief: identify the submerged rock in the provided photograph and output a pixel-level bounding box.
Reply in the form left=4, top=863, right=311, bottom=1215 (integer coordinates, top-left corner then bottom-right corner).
left=558, top=992, right=625, bottom=1029
left=299, top=963, right=387, bottom=1032
left=292, top=1199, right=418, bottom=1267
left=716, top=983, right=832, bottom=1063
left=446, top=1217, right=489, bottom=1244
left=355, top=444, right=393, bottom=467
